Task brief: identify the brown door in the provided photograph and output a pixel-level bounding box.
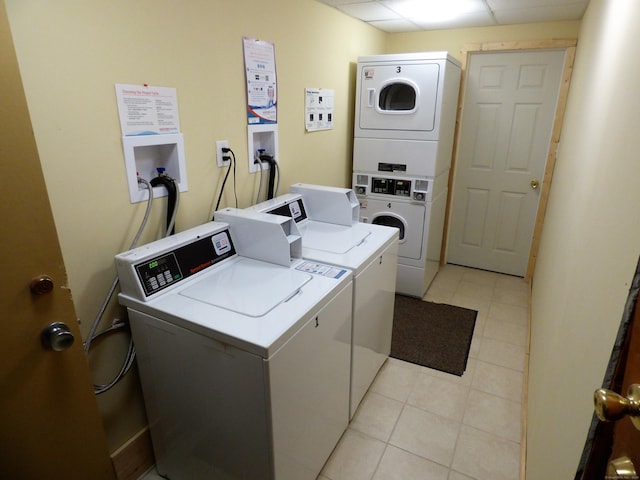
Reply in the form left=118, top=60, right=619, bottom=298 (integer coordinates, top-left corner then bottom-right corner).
left=0, top=2, right=115, bottom=479
left=577, top=275, right=640, bottom=478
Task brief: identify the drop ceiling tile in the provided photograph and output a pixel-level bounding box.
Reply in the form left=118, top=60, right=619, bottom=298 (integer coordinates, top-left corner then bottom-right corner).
left=493, top=4, right=587, bottom=24
left=367, top=18, right=423, bottom=33
left=337, top=2, right=401, bottom=21
left=412, top=10, right=497, bottom=30
left=487, top=0, right=586, bottom=8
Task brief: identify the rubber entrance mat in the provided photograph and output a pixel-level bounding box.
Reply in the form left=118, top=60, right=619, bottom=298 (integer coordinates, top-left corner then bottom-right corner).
left=390, top=295, right=477, bottom=376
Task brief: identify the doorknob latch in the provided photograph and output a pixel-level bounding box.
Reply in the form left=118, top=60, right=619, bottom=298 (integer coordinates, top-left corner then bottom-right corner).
left=40, top=322, right=75, bottom=352
left=594, top=384, right=640, bottom=431
left=530, top=179, right=540, bottom=190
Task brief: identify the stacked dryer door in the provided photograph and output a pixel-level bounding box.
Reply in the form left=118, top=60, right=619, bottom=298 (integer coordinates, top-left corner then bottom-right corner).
left=352, top=52, right=460, bottom=297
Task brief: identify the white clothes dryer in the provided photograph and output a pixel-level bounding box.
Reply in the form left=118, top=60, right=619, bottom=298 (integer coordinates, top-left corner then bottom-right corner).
left=116, top=221, right=353, bottom=480
left=353, top=172, right=448, bottom=298
left=224, top=184, right=399, bottom=418
left=353, top=51, right=461, bottom=178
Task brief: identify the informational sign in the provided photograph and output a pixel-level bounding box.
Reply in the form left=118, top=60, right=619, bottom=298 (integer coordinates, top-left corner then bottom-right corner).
left=243, top=37, right=277, bottom=124
left=115, top=84, right=180, bottom=136
left=305, top=88, right=334, bottom=132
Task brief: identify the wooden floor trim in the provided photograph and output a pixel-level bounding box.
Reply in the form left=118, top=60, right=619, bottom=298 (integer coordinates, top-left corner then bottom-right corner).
left=110, top=427, right=154, bottom=480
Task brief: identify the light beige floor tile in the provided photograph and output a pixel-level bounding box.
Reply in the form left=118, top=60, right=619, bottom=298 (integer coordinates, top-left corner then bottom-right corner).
left=455, top=280, right=495, bottom=301
left=350, top=392, right=404, bottom=442
left=477, top=338, right=526, bottom=372
left=424, top=286, right=456, bottom=304
left=462, top=390, right=521, bottom=443
left=435, top=264, right=467, bottom=286
left=472, top=312, right=488, bottom=337
left=492, top=284, right=529, bottom=307
left=483, top=317, right=528, bottom=347
left=487, top=302, right=528, bottom=326
left=451, top=426, right=520, bottom=480
left=139, top=468, right=163, bottom=479
left=372, top=445, right=449, bottom=480
left=420, top=358, right=477, bottom=387
left=448, top=471, right=476, bottom=480
left=407, top=373, right=470, bottom=422
left=321, top=429, right=386, bottom=480
left=370, top=359, right=421, bottom=402
left=468, top=333, right=482, bottom=359
left=461, top=268, right=499, bottom=287
left=471, top=361, right=523, bottom=402
left=389, top=405, right=460, bottom=467
left=449, top=294, right=492, bottom=319
left=494, top=274, right=528, bottom=292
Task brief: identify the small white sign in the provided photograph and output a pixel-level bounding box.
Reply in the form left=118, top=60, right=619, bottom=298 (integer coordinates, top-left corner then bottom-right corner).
left=115, top=84, right=180, bottom=136
left=305, top=88, right=334, bottom=132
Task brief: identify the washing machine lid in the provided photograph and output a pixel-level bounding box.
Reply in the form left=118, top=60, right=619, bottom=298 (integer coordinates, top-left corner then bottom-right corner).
left=179, top=257, right=311, bottom=317
left=298, top=221, right=370, bottom=254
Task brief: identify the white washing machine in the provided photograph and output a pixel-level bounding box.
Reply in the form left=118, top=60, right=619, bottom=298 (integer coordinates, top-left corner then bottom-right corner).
left=222, top=183, right=399, bottom=418
left=353, top=51, right=461, bottom=177
left=353, top=172, right=448, bottom=298
left=115, top=221, right=353, bottom=480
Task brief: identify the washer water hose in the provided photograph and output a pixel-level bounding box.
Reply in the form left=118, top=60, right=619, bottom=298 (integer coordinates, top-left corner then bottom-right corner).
left=150, top=168, right=179, bottom=235
left=84, top=171, right=180, bottom=395
left=258, top=152, right=279, bottom=200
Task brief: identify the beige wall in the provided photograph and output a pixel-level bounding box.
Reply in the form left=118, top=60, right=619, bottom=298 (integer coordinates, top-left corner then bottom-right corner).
left=527, top=0, right=640, bottom=477
left=386, top=21, right=581, bottom=61
left=5, top=0, right=385, bottom=451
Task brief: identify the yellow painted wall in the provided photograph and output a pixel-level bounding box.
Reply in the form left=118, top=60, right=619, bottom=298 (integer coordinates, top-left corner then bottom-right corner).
left=527, top=0, right=640, bottom=477
left=5, top=0, right=385, bottom=452
left=386, top=21, right=581, bottom=61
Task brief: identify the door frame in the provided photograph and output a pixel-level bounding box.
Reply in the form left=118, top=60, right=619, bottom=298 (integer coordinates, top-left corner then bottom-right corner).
left=442, top=39, right=577, bottom=282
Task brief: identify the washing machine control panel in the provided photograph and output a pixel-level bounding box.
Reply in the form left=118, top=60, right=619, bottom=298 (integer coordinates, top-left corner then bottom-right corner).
left=372, top=177, right=411, bottom=197
left=134, top=230, right=237, bottom=297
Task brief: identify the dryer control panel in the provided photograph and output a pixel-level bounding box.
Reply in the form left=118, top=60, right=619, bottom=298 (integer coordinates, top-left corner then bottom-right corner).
left=372, top=177, right=411, bottom=197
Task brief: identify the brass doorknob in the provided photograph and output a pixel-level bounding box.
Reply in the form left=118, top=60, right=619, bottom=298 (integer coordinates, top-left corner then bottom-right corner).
left=594, top=384, right=640, bottom=430
left=530, top=179, right=540, bottom=190
left=608, top=456, right=637, bottom=478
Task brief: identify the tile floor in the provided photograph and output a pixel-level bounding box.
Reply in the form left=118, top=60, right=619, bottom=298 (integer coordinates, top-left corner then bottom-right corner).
left=140, top=264, right=530, bottom=480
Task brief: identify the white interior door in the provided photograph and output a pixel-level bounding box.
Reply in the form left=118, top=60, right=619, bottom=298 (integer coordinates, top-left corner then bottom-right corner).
left=448, top=49, right=565, bottom=276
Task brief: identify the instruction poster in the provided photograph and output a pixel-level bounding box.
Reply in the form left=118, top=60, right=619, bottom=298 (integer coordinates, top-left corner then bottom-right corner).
left=115, top=84, right=180, bottom=136
left=305, top=88, right=334, bottom=131
left=243, top=37, right=277, bottom=124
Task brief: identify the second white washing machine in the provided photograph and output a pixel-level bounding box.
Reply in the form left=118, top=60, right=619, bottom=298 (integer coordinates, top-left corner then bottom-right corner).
left=218, top=183, right=399, bottom=418
left=116, top=220, right=353, bottom=480
left=353, top=172, right=448, bottom=298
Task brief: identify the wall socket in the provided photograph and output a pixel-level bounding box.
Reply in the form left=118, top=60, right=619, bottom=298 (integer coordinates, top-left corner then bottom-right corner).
left=216, top=140, right=230, bottom=167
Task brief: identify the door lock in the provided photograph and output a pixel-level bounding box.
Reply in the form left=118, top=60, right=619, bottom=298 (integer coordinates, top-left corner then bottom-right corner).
left=530, top=179, right=540, bottom=190
left=40, top=322, right=75, bottom=352
left=29, top=274, right=54, bottom=295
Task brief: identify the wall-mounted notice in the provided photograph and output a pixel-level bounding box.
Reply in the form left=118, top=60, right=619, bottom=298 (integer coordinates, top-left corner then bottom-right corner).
left=243, top=37, right=277, bottom=125
left=115, top=84, right=180, bottom=136
left=305, top=88, right=334, bottom=132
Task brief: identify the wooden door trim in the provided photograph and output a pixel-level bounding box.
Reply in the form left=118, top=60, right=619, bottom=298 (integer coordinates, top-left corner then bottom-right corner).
left=441, top=39, right=577, bottom=283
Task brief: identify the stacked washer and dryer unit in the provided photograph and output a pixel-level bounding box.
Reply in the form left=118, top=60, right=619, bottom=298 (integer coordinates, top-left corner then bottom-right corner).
left=352, top=52, right=461, bottom=298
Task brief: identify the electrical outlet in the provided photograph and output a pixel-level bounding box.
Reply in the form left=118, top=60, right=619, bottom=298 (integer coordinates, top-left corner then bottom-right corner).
left=216, top=140, right=230, bottom=167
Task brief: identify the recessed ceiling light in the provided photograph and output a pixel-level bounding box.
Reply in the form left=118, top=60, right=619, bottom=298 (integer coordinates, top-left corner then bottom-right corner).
left=387, top=0, right=480, bottom=22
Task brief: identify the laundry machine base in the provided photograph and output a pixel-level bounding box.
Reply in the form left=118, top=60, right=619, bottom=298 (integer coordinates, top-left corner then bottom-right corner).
left=396, top=260, right=439, bottom=298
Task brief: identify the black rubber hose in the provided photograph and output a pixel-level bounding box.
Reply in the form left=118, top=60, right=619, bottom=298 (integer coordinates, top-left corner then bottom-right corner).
left=150, top=175, right=177, bottom=235
left=260, top=154, right=277, bottom=199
